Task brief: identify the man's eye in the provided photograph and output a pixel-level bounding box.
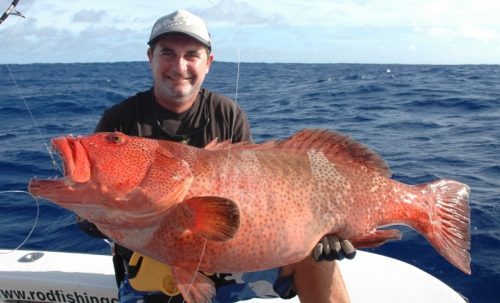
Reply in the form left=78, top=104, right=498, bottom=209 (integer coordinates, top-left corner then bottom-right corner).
left=161, top=51, right=175, bottom=58
left=186, top=53, right=201, bottom=59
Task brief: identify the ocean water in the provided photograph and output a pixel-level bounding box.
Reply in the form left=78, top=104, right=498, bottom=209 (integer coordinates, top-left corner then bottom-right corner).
left=1, top=62, right=499, bottom=302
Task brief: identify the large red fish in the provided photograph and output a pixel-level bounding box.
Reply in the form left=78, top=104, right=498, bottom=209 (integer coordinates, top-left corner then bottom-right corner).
left=29, top=129, right=470, bottom=303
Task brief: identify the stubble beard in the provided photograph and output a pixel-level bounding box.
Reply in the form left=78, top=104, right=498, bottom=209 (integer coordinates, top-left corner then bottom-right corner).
left=156, top=79, right=197, bottom=104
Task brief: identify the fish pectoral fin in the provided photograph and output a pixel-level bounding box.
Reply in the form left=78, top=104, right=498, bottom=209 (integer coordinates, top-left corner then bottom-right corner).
left=183, top=196, right=240, bottom=242
left=350, top=229, right=402, bottom=249
left=173, top=266, right=215, bottom=303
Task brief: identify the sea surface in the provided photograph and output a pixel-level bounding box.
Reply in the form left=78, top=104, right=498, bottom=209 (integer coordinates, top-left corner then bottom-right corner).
left=1, top=62, right=499, bottom=302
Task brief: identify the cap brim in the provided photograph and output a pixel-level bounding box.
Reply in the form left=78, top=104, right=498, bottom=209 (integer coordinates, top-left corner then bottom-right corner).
left=148, top=31, right=211, bottom=49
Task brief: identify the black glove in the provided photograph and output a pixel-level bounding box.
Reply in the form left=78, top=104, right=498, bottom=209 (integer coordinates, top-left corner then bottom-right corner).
left=313, top=235, right=356, bottom=261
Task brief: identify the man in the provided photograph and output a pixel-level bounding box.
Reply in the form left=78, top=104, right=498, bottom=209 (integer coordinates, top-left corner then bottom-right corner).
left=79, top=9, right=354, bottom=303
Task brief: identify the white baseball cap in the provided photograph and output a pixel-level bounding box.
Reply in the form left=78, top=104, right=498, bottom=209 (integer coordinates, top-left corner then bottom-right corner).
left=148, top=9, right=211, bottom=49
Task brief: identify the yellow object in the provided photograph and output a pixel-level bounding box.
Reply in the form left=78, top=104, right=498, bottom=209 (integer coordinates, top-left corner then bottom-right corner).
left=128, top=252, right=180, bottom=296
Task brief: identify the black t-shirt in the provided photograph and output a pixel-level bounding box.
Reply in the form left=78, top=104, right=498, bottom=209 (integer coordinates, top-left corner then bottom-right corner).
left=95, top=87, right=252, bottom=147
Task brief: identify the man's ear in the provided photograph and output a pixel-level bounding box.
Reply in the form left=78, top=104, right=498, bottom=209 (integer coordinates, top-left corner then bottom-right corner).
left=206, top=53, right=214, bottom=74
left=147, top=47, right=154, bottom=63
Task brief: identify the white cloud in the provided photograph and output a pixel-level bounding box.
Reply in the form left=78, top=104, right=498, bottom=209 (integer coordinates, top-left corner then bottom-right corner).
left=459, top=24, right=497, bottom=43
left=72, top=10, right=107, bottom=23
left=1, top=0, right=499, bottom=64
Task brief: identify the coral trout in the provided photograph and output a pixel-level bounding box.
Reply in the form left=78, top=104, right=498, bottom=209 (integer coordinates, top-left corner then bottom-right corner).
left=29, top=129, right=471, bottom=303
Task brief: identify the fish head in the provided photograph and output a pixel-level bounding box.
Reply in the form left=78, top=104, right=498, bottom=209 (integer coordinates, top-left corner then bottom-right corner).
left=29, top=132, right=193, bottom=226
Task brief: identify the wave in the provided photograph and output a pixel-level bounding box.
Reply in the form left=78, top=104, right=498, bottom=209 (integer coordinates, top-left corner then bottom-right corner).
left=1, top=62, right=499, bottom=303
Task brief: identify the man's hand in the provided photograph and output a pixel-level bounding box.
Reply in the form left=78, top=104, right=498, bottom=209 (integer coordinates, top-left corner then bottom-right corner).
left=313, top=235, right=356, bottom=261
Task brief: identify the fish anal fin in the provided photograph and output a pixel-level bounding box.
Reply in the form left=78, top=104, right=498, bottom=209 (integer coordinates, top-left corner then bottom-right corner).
left=174, top=267, right=215, bottom=303
left=277, top=129, right=391, bottom=177
left=183, top=196, right=240, bottom=242
left=350, top=229, right=402, bottom=248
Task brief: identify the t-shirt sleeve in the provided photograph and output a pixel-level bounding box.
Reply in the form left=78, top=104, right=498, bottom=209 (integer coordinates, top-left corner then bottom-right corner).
left=94, top=111, right=117, bottom=133
left=232, top=107, right=253, bottom=143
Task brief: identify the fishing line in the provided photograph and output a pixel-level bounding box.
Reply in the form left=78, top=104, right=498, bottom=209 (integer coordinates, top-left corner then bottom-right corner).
left=0, top=0, right=34, bottom=49
left=175, top=2, right=243, bottom=302
left=2, top=0, right=62, bottom=175
left=205, top=0, right=242, bottom=195
left=5, top=64, right=63, bottom=175
left=1, top=0, right=58, bottom=254
left=219, top=48, right=241, bottom=186
left=2, top=5, right=67, bottom=262
left=0, top=12, right=22, bottom=48
left=176, top=239, right=208, bottom=303
left=205, top=0, right=243, bottom=139
left=0, top=190, right=40, bottom=254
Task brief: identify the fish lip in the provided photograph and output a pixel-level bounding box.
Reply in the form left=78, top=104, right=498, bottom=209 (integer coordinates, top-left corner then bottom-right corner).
left=28, top=177, right=70, bottom=198
left=28, top=177, right=95, bottom=208
left=52, top=135, right=91, bottom=183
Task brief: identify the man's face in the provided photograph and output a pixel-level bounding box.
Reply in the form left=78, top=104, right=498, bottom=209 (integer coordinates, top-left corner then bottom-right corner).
left=148, top=34, right=213, bottom=107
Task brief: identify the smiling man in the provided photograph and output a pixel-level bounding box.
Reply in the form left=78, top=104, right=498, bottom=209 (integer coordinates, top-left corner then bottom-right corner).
left=78, top=9, right=353, bottom=303
left=147, top=28, right=214, bottom=112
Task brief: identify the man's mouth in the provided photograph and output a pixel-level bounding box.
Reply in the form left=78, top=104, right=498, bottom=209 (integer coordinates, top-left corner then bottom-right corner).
left=167, top=73, right=191, bottom=82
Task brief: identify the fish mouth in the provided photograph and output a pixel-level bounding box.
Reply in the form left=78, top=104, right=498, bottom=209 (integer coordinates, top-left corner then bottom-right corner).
left=53, top=135, right=91, bottom=184
left=28, top=135, right=91, bottom=199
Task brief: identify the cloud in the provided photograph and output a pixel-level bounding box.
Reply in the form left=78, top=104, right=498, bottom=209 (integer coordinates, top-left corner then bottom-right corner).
left=423, top=23, right=498, bottom=45
left=1, top=0, right=499, bottom=64
left=0, top=14, right=146, bottom=63
left=193, top=0, right=288, bottom=27
left=72, top=10, right=107, bottom=23
left=459, top=24, right=497, bottom=43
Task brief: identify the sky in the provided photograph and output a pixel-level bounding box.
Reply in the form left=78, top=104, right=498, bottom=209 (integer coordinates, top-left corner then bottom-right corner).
left=0, top=0, right=499, bottom=64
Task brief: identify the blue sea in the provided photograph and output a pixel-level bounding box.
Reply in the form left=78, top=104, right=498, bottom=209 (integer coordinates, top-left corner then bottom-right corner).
left=1, top=62, right=499, bottom=302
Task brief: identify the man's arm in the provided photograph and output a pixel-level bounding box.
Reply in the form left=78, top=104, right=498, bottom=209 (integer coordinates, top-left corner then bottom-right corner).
left=282, top=256, right=351, bottom=303
left=231, top=105, right=252, bottom=143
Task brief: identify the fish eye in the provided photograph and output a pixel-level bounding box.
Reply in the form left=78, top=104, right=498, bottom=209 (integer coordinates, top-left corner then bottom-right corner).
left=108, top=133, right=125, bottom=144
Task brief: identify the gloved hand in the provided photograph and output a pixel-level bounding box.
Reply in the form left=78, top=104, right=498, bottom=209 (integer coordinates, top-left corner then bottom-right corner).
left=313, top=235, right=356, bottom=261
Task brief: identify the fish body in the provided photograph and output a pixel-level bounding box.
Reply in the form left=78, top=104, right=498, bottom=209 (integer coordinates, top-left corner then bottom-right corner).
left=29, top=130, right=470, bottom=303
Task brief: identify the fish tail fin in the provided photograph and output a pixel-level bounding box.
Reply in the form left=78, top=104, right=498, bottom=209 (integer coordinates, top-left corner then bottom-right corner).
left=421, top=179, right=471, bottom=274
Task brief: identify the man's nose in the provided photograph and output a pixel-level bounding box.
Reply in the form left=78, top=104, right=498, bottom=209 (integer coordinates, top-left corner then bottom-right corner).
left=172, top=56, right=188, bottom=73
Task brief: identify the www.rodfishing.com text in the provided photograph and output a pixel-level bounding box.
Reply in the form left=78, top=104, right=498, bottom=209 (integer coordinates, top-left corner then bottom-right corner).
left=0, top=288, right=118, bottom=303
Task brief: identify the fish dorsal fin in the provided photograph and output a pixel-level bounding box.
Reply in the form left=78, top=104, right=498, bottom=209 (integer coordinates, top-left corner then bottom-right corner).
left=204, top=138, right=220, bottom=150
left=204, top=139, right=254, bottom=150
left=276, top=129, right=391, bottom=177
